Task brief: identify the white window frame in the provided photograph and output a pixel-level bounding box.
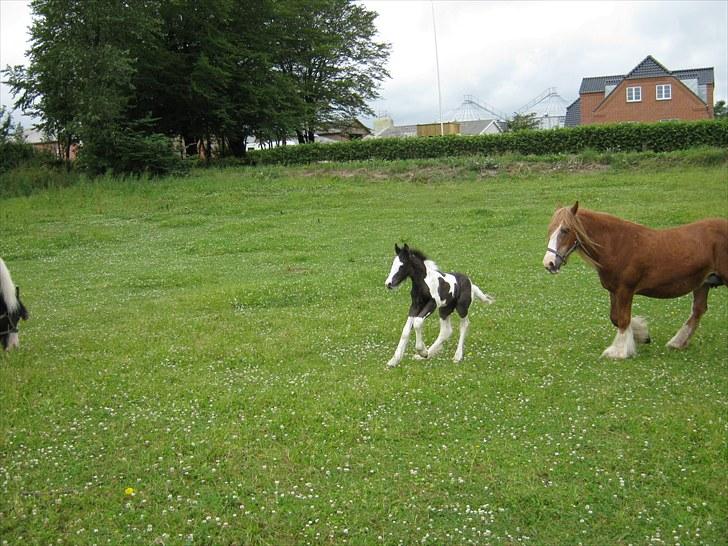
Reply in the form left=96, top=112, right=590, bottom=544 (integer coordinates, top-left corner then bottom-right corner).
left=656, top=84, right=672, bottom=101
left=626, top=86, right=642, bottom=102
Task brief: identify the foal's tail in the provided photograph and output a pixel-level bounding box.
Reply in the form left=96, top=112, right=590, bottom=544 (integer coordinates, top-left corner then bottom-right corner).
left=472, top=284, right=495, bottom=305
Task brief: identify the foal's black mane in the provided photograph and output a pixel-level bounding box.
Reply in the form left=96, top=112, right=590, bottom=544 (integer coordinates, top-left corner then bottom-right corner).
left=407, top=248, right=428, bottom=262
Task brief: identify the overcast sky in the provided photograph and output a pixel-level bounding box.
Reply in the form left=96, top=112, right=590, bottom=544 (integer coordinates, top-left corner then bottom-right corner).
left=2, top=0, right=727, bottom=129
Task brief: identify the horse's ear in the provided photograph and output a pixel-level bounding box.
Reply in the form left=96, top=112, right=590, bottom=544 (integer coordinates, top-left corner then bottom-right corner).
left=16, top=287, right=28, bottom=320
left=571, top=201, right=579, bottom=215
left=403, top=243, right=410, bottom=253
left=394, top=243, right=401, bottom=254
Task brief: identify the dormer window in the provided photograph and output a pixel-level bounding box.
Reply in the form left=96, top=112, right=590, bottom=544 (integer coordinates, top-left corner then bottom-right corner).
left=626, top=86, right=642, bottom=102
left=656, top=84, right=672, bottom=100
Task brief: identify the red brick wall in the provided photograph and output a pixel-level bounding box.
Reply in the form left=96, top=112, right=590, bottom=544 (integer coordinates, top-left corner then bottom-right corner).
left=580, top=76, right=713, bottom=125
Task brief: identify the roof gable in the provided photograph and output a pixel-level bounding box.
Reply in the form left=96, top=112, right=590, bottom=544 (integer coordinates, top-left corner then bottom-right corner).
left=625, top=55, right=671, bottom=80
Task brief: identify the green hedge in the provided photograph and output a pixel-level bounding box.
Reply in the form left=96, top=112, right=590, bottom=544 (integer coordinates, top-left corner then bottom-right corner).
left=247, top=119, right=728, bottom=165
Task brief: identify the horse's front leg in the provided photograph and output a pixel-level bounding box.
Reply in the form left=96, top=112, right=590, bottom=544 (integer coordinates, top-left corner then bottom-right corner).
left=668, top=284, right=709, bottom=350
left=602, top=289, right=638, bottom=359
left=413, top=301, right=437, bottom=359
left=387, top=316, right=414, bottom=368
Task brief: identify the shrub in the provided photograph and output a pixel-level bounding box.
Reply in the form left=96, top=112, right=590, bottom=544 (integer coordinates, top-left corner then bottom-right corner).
left=0, top=141, right=41, bottom=174
left=247, top=119, right=728, bottom=166
left=76, top=127, right=185, bottom=177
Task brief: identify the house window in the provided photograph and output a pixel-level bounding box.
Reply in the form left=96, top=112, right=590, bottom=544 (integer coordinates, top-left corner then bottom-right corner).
left=626, top=86, right=642, bottom=102
left=656, top=84, right=672, bottom=100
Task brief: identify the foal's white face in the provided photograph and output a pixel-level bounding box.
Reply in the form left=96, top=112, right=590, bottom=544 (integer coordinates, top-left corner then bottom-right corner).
left=385, top=255, right=406, bottom=289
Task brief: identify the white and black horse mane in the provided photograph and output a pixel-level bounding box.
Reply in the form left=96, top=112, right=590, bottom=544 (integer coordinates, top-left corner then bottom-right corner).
left=0, top=258, right=29, bottom=350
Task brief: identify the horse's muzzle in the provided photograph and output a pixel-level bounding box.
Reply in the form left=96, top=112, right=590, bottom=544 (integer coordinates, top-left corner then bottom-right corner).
left=545, top=260, right=562, bottom=274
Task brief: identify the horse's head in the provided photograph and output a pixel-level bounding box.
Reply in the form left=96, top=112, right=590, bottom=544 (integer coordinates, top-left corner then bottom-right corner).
left=543, top=201, right=580, bottom=274
left=385, top=243, right=414, bottom=289
left=1, top=286, right=29, bottom=351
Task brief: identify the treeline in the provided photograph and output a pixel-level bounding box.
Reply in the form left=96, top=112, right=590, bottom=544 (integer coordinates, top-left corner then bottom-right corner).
left=3, top=0, right=389, bottom=175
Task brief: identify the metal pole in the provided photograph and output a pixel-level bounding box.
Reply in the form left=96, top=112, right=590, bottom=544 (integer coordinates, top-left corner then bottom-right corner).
left=431, top=1, right=444, bottom=136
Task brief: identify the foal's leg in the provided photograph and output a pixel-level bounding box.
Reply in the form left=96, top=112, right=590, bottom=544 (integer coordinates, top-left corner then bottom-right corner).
left=667, top=284, right=709, bottom=350
left=602, top=289, right=637, bottom=359
left=413, top=316, right=429, bottom=358
left=412, top=301, right=437, bottom=358
left=453, top=315, right=470, bottom=363
left=422, top=313, right=453, bottom=359
left=387, top=316, right=413, bottom=368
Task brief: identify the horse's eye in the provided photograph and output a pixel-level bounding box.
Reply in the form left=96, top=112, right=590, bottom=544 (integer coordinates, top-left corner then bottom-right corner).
left=560, top=227, right=570, bottom=235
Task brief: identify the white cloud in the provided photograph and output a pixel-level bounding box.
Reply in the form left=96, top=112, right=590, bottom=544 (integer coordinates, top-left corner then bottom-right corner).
left=361, top=0, right=728, bottom=126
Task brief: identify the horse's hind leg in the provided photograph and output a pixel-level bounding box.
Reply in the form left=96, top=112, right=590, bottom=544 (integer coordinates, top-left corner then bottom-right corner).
left=667, top=285, right=709, bottom=350
left=453, top=315, right=470, bottom=363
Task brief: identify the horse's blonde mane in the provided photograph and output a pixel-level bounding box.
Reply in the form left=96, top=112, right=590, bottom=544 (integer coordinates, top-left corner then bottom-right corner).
left=0, top=258, right=19, bottom=312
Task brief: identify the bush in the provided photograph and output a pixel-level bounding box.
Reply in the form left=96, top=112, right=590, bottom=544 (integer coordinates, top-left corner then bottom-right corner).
left=247, top=119, right=728, bottom=166
left=0, top=164, right=80, bottom=198
left=0, top=141, right=42, bottom=174
left=76, top=127, right=186, bottom=177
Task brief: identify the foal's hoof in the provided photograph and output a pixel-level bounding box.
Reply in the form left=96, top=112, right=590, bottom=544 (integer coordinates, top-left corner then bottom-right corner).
left=413, top=354, right=427, bottom=361
left=386, top=359, right=399, bottom=368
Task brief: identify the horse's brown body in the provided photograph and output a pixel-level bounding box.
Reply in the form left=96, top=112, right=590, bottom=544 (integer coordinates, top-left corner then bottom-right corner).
left=544, top=203, right=727, bottom=358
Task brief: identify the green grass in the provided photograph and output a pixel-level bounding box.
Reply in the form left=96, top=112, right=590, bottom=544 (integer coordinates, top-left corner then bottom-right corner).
left=1, top=155, right=727, bottom=545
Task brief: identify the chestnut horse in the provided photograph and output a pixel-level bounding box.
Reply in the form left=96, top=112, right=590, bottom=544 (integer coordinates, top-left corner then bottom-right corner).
left=543, top=202, right=727, bottom=358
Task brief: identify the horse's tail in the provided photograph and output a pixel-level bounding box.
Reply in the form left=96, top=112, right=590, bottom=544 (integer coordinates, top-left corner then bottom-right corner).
left=0, top=258, right=19, bottom=312
left=471, top=283, right=495, bottom=305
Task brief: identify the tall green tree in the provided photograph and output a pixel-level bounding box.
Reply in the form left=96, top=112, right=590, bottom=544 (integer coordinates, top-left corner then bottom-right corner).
left=272, top=0, right=390, bottom=143
left=4, top=0, right=160, bottom=164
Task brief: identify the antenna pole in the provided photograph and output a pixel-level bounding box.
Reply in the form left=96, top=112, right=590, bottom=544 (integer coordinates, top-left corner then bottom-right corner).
left=431, top=2, right=444, bottom=136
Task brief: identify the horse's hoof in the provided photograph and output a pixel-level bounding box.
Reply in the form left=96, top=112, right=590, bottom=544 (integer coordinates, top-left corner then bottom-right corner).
left=413, top=354, right=427, bottom=360
left=601, top=346, right=634, bottom=359
left=386, top=359, right=399, bottom=368
left=644, top=337, right=651, bottom=344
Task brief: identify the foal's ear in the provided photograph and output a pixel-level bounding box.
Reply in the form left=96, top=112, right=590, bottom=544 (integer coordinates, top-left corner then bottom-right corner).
left=570, top=201, right=579, bottom=215
left=403, top=243, right=410, bottom=253
left=394, top=243, right=401, bottom=254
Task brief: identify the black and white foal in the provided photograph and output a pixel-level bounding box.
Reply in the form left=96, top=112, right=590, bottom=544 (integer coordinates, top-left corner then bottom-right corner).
left=0, top=258, right=29, bottom=351
left=384, top=244, right=494, bottom=367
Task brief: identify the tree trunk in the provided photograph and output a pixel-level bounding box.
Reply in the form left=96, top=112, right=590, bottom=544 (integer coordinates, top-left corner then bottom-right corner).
left=228, top=135, right=247, bottom=157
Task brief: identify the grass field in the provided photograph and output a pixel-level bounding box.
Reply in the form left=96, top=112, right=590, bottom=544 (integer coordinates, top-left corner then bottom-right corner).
left=1, top=153, right=727, bottom=545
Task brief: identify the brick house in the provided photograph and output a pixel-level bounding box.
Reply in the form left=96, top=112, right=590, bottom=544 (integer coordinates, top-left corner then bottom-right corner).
left=565, top=56, right=714, bottom=126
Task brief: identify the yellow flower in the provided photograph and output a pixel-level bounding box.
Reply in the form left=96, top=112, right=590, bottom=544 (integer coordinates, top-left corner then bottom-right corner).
left=124, top=487, right=136, bottom=496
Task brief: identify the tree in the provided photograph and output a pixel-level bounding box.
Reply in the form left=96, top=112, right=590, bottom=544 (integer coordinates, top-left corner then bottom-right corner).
left=507, top=112, right=541, bottom=132
left=4, top=1, right=164, bottom=162
left=714, top=100, right=727, bottom=119
left=0, top=106, right=12, bottom=143
left=272, top=0, right=390, bottom=143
